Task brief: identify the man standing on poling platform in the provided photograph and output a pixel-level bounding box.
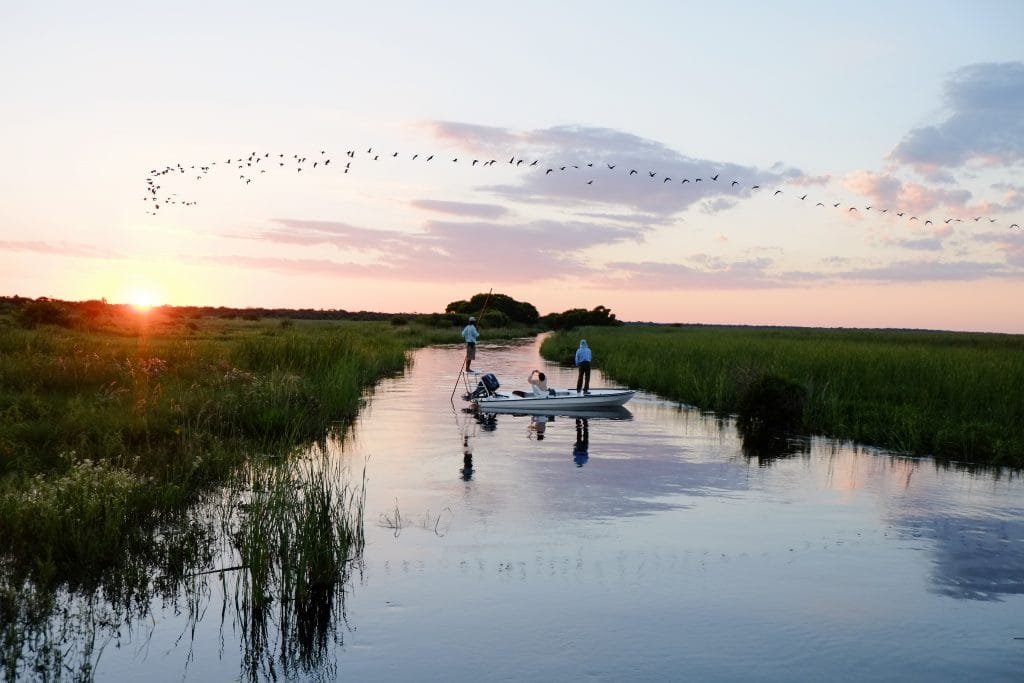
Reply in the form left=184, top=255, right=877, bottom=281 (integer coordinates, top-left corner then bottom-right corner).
left=575, top=339, right=592, bottom=393
left=462, top=316, right=480, bottom=372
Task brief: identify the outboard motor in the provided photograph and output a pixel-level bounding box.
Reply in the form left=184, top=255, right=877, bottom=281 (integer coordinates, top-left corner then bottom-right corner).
left=465, top=373, right=500, bottom=400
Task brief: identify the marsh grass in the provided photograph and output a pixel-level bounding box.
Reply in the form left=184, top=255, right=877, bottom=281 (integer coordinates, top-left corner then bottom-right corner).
left=0, top=317, right=422, bottom=582
left=0, top=307, right=536, bottom=677
left=542, top=326, right=1024, bottom=467
left=231, top=453, right=365, bottom=679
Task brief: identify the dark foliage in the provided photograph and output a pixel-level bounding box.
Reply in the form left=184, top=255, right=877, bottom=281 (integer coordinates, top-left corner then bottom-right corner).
left=15, top=299, right=73, bottom=329
left=540, top=305, right=622, bottom=330
left=737, top=373, right=807, bottom=435
left=445, top=293, right=539, bottom=325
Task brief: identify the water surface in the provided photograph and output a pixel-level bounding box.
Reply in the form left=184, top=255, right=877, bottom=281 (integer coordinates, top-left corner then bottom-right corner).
left=99, top=336, right=1024, bottom=680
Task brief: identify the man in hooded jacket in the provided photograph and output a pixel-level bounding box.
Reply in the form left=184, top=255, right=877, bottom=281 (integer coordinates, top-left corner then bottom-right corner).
left=575, top=339, right=592, bottom=393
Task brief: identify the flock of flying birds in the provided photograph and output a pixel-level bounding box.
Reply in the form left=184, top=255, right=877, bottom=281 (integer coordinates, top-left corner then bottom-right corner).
left=143, top=147, right=1022, bottom=230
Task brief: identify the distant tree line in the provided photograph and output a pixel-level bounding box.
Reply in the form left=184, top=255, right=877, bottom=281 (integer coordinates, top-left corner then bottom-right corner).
left=540, top=305, right=623, bottom=330
left=0, top=296, right=411, bottom=329
left=1, top=295, right=625, bottom=331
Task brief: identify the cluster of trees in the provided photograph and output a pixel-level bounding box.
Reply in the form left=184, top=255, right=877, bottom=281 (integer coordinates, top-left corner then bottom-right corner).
left=540, top=305, right=622, bottom=330
left=445, top=293, right=540, bottom=328
left=443, top=294, right=621, bottom=330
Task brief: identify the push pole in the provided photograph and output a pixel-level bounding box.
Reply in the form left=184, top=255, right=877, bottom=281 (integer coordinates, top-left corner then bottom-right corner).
left=450, top=288, right=493, bottom=403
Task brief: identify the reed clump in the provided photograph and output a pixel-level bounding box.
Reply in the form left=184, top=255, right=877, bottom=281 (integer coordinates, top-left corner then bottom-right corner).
left=231, top=454, right=365, bottom=678
left=541, top=325, right=1024, bottom=468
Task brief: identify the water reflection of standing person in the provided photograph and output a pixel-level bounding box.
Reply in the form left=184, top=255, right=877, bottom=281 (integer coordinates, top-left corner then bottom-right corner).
left=573, top=418, right=589, bottom=467
left=528, top=414, right=548, bottom=440
left=461, top=435, right=475, bottom=480
left=575, top=339, right=592, bottom=394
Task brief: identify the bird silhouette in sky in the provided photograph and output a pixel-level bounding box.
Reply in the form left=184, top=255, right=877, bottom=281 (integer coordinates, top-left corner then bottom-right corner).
left=143, top=146, right=1021, bottom=230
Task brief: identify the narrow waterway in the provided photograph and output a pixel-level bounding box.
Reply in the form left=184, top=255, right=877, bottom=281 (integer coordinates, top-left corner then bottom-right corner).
left=97, top=336, right=1023, bottom=681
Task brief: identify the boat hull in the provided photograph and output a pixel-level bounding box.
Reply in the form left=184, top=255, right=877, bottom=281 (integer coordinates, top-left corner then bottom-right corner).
left=474, top=388, right=635, bottom=412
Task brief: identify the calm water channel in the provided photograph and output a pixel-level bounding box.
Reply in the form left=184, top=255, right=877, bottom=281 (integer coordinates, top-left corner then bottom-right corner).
left=91, top=336, right=1022, bottom=681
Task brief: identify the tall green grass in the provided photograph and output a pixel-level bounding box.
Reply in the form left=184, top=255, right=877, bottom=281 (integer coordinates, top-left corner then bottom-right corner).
left=542, top=326, right=1024, bottom=467
left=0, top=319, right=398, bottom=580
left=0, top=316, right=536, bottom=581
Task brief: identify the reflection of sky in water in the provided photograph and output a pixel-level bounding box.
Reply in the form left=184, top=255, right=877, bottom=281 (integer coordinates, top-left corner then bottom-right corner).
left=314, top=338, right=1024, bottom=681
left=96, top=337, right=1024, bottom=681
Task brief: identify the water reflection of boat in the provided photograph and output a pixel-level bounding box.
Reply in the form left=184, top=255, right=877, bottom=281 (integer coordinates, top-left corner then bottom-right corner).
left=480, top=404, right=633, bottom=420
left=466, top=373, right=635, bottom=412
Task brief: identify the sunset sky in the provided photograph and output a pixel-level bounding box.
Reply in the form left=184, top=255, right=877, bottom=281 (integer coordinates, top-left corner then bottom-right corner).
left=2, top=1, right=1023, bottom=332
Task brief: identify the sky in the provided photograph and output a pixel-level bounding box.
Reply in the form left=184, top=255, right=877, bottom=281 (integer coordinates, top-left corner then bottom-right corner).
left=2, top=1, right=1023, bottom=332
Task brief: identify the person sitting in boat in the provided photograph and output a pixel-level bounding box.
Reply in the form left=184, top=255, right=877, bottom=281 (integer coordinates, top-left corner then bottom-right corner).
left=513, top=370, right=548, bottom=397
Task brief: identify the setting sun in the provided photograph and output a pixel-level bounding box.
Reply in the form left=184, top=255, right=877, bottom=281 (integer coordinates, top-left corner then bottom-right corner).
left=126, top=288, right=160, bottom=312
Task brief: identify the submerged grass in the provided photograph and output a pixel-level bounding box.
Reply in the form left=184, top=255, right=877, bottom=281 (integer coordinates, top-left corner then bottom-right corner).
left=541, top=325, right=1024, bottom=468
left=231, top=453, right=366, bottom=679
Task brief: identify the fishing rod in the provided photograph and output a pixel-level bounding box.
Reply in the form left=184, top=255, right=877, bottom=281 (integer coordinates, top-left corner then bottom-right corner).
left=450, top=288, right=493, bottom=403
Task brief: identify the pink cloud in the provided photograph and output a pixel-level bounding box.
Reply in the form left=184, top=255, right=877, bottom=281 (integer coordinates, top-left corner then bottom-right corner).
left=408, top=199, right=508, bottom=219
left=0, top=240, right=122, bottom=258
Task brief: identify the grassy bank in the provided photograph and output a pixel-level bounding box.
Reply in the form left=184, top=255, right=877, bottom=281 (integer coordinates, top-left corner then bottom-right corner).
left=0, top=307, right=534, bottom=583
left=541, top=326, right=1024, bottom=468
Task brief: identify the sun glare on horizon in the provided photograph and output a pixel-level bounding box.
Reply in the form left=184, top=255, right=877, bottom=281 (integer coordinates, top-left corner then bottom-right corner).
left=125, top=288, right=161, bottom=312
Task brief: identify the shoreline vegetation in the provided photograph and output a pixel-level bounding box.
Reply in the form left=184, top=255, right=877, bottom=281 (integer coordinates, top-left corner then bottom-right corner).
left=0, top=296, right=538, bottom=678
left=0, top=300, right=536, bottom=580
left=541, top=325, right=1024, bottom=469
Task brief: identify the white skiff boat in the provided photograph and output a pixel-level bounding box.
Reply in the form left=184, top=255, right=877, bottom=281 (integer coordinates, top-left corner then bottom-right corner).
left=464, top=373, right=634, bottom=412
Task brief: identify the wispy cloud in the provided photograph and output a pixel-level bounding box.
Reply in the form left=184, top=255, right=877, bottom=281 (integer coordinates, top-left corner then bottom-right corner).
left=881, top=236, right=945, bottom=251
left=787, top=259, right=1016, bottom=283
left=889, top=62, right=1024, bottom=172
left=425, top=122, right=796, bottom=218
left=408, top=199, right=509, bottom=219
left=973, top=230, right=1024, bottom=267
left=601, top=256, right=782, bottom=290
left=843, top=170, right=972, bottom=216
left=0, top=240, right=121, bottom=258
left=228, top=216, right=640, bottom=282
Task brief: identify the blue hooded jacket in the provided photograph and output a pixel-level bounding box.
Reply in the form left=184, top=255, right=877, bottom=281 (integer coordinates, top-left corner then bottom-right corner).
left=575, top=339, right=592, bottom=365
